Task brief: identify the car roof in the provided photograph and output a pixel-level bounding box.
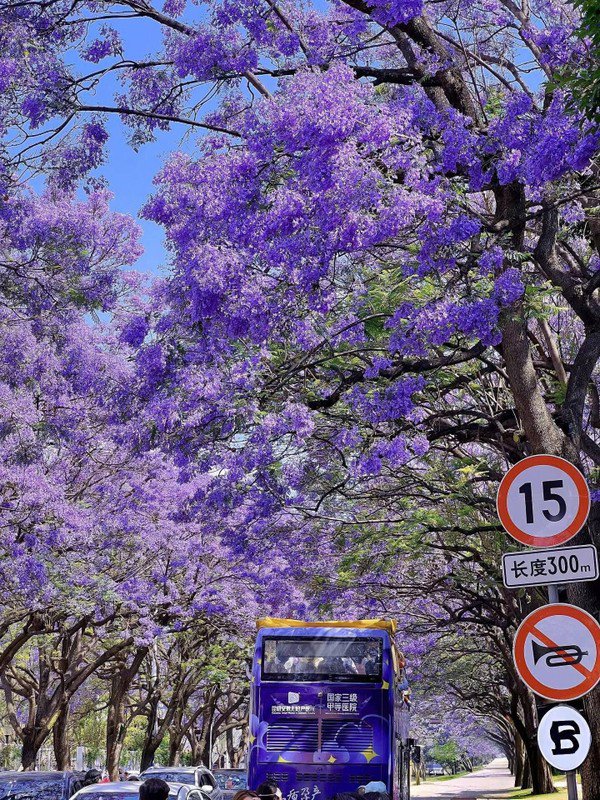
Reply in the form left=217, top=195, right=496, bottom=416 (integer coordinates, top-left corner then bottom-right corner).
left=76, top=782, right=195, bottom=795
left=143, top=767, right=200, bottom=773
left=77, top=783, right=136, bottom=793
left=0, top=771, right=69, bottom=780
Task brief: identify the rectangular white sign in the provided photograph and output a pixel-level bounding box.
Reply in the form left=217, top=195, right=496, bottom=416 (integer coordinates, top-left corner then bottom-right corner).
left=502, top=545, right=598, bottom=588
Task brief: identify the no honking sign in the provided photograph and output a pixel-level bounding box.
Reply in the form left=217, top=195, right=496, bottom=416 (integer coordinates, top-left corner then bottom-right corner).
left=513, top=604, right=600, bottom=701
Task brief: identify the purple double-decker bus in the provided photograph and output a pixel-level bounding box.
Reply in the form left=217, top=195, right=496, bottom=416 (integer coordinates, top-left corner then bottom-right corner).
left=248, top=619, right=411, bottom=800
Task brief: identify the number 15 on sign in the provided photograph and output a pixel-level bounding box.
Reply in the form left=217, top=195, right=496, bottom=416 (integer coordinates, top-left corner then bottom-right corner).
left=497, top=456, right=590, bottom=548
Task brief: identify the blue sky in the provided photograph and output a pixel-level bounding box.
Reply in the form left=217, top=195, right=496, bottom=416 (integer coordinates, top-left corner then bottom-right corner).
left=83, top=15, right=197, bottom=275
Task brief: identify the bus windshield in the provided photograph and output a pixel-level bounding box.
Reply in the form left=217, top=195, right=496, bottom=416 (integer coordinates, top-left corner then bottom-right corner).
left=262, top=636, right=382, bottom=681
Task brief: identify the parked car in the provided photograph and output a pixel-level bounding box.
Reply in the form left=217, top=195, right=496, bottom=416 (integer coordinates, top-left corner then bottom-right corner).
left=140, top=767, right=222, bottom=800
left=427, top=763, right=445, bottom=776
left=72, top=781, right=209, bottom=800
left=213, top=770, right=247, bottom=800
left=0, top=770, right=83, bottom=799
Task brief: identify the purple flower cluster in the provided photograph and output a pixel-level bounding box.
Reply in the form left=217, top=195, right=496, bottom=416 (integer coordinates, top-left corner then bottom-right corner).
left=370, top=0, right=424, bottom=26
left=81, top=26, right=122, bottom=62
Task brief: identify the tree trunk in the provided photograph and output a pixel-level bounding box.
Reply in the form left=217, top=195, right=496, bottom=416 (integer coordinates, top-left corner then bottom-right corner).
left=521, top=756, right=531, bottom=791
left=21, top=732, right=41, bottom=771
left=236, top=725, right=248, bottom=767
left=513, top=736, right=525, bottom=788
left=105, top=648, right=148, bottom=780
left=169, top=730, right=184, bottom=767
left=140, top=705, right=163, bottom=774
left=193, top=702, right=216, bottom=767
left=201, top=735, right=211, bottom=768
left=187, top=731, right=203, bottom=766
left=53, top=705, right=71, bottom=770
left=105, top=694, right=126, bottom=781
left=226, top=727, right=235, bottom=769
left=511, top=683, right=554, bottom=794
left=522, top=713, right=553, bottom=792
left=168, top=706, right=186, bottom=766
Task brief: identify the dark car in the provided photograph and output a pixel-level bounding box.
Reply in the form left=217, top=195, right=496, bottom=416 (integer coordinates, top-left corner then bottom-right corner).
left=0, top=771, right=83, bottom=799
left=213, top=770, right=248, bottom=800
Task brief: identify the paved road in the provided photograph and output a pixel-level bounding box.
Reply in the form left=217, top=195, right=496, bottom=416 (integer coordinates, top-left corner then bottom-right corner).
left=410, top=759, right=514, bottom=800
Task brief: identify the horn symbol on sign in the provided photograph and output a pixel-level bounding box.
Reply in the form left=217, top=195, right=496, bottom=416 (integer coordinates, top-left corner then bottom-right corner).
left=532, top=641, right=588, bottom=668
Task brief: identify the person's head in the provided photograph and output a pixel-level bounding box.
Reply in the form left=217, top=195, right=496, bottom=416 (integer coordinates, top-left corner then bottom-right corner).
left=84, top=769, right=102, bottom=786
left=256, top=780, right=282, bottom=800
left=232, top=791, right=259, bottom=800
left=140, top=778, right=170, bottom=800
left=357, top=787, right=366, bottom=795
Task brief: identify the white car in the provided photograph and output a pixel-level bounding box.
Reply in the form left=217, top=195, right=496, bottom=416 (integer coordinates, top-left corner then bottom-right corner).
left=72, top=781, right=210, bottom=800
left=427, top=766, right=445, bottom=776
left=140, top=768, right=222, bottom=800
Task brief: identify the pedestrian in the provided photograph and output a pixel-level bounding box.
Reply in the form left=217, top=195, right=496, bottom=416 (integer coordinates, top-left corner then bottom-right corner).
left=256, top=779, right=282, bottom=800
left=83, top=769, right=102, bottom=786
left=140, top=777, right=170, bottom=800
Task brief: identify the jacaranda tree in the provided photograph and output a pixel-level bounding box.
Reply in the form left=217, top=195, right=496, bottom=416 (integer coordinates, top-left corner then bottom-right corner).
left=2, top=0, right=600, bottom=793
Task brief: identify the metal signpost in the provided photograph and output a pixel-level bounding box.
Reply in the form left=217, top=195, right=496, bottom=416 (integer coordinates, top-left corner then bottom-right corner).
left=497, top=455, right=596, bottom=800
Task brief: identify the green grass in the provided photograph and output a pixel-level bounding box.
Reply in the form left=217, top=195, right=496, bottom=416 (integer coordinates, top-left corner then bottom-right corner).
left=417, top=766, right=485, bottom=783
left=508, top=790, right=567, bottom=799
left=426, top=771, right=470, bottom=782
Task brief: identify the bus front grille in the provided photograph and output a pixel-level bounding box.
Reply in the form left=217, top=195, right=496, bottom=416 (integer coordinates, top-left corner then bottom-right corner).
left=322, top=720, right=374, bottom=753
left=266, top=720, right=319, bottom=752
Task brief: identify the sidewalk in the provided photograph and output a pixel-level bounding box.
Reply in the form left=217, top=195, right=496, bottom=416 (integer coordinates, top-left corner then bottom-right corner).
left=410, top=759, right=514, bottom=799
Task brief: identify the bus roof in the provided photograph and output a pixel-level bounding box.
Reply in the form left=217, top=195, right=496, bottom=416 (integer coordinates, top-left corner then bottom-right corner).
left=256, top=618, right=397, bottom=633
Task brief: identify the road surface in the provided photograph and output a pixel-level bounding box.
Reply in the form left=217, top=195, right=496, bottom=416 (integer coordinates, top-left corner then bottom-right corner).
left=411, top=759, right=514, bottom=799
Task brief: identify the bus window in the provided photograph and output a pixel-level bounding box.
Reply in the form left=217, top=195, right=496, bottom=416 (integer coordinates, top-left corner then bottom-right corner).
left=262, top=636, right=382, bottom=682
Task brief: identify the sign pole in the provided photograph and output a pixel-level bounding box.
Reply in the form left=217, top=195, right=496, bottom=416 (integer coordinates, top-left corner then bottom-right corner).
left=566, top=769, right=578, bottom=800
left=544, top=585, right=578, bottom=799
left=547, top=585, right=560, bottom=604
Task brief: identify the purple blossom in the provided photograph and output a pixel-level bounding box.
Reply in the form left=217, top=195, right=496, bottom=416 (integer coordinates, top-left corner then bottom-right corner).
left=370, top=0, right=424, bottom=25
left=493, top=268, right=525, bottom=306
left=82, top=26, right=122, bottom=62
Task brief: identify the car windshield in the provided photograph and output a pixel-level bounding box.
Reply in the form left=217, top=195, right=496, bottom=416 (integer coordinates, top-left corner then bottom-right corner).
left=145, top=772, right=194, bottom=786
left=262, top=636, right=383, bottom=681
left=215, top=775, right=246, bottom=789
left=0, top=778, right=65, bottom=799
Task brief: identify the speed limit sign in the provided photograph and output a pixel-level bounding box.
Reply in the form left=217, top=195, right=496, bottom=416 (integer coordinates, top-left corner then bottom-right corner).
left=497, top=456, right=590, bottom=548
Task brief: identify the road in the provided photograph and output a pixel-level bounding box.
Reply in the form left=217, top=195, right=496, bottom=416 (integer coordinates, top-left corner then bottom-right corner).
left=410, top=759, right=514, bottom=800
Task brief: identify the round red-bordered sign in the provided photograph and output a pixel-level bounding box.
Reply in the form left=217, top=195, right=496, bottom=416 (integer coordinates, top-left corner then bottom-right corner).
left=497, top=455, right=590, bottom=547
left=513, top=604, right=600, bottom=701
